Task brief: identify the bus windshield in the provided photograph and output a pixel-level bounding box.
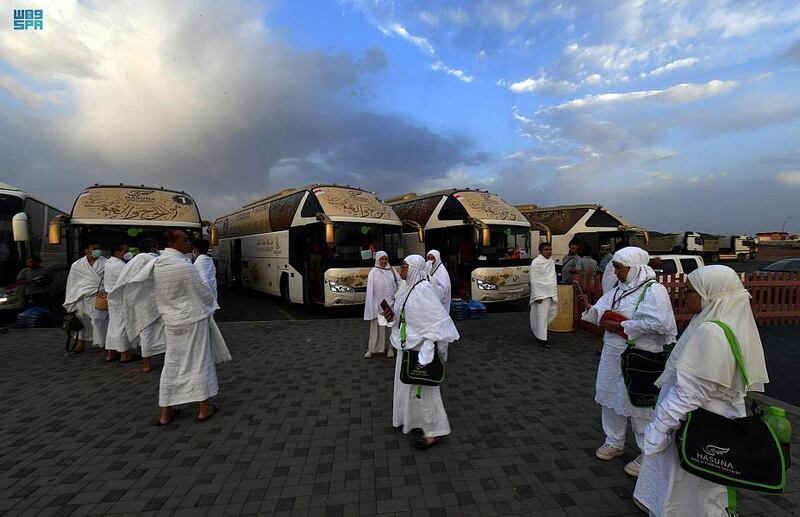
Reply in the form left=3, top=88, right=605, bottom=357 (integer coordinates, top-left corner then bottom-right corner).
left=478, top=225, right=531, bottom=261
left=0, top=195, right=24, bottom=286
left=329, top=223, right=403, bottom=265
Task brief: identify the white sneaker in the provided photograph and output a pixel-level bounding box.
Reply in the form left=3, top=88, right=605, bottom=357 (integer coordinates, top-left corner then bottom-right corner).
left=595, top=444, right=624, bottom=460
left=387, top=350, right=394, bottom=358
left=624, top=455, right=642, bottom=477
left=364, top=351, right=372, bottom=358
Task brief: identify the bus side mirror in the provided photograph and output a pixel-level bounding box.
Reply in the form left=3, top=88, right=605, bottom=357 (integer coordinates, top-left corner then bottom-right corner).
left=209, top=224, right=219, bottom=247
left=325, top=222, right=335, bottom=245
left=417, top=228, right=424, bottom=243
left=481, top=228, right=490, bottom=247
left=12, top=213, right=30, bottom=242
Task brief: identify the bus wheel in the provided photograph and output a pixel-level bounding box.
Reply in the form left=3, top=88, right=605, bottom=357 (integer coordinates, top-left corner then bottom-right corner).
left=280, top=273, right=290, bottom=304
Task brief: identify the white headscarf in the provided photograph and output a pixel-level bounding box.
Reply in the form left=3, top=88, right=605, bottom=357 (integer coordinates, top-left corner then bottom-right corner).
left=364, top=251, right=400, bottom=321
left=611, top=247, right=656, bottom=289
left=657, top=265, right=768, bottom=393
left=425, top=249, right=451, bottom=310
left=391, top=254, right=459, bottom=349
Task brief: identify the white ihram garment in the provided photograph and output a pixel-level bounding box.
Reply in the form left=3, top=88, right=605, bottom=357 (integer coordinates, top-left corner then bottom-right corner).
left=107, top=252, right=166, bottom=357
left=528, top=254, right=558, bottom=341
left=104, top=257, right=131, bottom=352
left=581, top=247, right=677, bottom=450
left=635, top=266, right=769, bottom=516
left=391, top=255, right=460, bottom=438
left=194, top=254, right=217, bottom=301
left=154, top=248, right=231, bottom=407
left=63, top=256, right=108, bottom=346
left=426, top=250, right=452, bottom=312
left=364, top=251, right=400, bottom=355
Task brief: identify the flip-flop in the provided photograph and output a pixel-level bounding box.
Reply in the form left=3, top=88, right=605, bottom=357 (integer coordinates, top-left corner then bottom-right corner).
left=119, top=354, right=142, bottom=364
left=413, top=437, right=439, bottom=450
left=158, top=409, right=180, bottom=427
left=197, top=404, right=219, bottom=423
left=129, top=366, right=153, bottom=374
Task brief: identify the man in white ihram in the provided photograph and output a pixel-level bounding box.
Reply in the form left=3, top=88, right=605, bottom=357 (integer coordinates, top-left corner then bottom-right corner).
left=107, top=238, right=166, bottom=374
left=63, top=241, right=108, bottom=354
left=193, top=238, right=217, bottom=302
left=529, top=242, right=558, bottom=348
left=125, top=230, right=231, bottom=425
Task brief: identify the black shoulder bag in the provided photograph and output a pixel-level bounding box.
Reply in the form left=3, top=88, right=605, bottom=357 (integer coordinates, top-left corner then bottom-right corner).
left=62, top=312, right=84, bottom=352
left=676, top=320, right=787, bottom=516
left=620, top=281, right=671, bottom=408
left=398, top=280, right=445, bottom=395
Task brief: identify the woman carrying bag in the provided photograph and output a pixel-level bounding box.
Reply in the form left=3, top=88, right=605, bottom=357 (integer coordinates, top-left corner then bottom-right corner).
left=580, top=247, right=677, bottom=477
left=363, top=251, right=401, bottom=358
left=384, top=254, right=459, bottom=450
left=634, top=265, right=770, bottom=516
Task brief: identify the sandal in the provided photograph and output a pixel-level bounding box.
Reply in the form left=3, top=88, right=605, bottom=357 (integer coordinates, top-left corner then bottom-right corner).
left=158, top=409, right=179, bottom=427
left=413, top=437, right=439, bottom=450
left=197, top=404, right=219, bottom=423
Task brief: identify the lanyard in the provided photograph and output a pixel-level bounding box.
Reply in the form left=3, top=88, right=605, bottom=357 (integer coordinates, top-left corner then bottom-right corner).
left=611, top=280, right=650, bottom=310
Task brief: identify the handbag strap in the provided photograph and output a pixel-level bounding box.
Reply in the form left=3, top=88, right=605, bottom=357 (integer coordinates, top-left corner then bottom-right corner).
left=709, top=320, right=751, bottom=390
left=399, top=279, right=426, bottom=347
left=624, top=280, right=656, bottom=346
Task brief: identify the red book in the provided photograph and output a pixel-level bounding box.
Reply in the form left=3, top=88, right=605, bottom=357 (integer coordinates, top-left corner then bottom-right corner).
left=601, top=310, right=629, bottom=339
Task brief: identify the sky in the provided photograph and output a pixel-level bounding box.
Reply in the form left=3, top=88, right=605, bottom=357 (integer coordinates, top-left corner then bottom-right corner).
left=2, top=0, right=800, bottom=234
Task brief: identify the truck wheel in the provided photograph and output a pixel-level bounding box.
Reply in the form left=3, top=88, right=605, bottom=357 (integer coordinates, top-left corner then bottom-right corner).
left=711, top=254, right=719, bottom=263
left=737, top=253, right=745, bottom=262
left=280, top=273, right=290, bottom=304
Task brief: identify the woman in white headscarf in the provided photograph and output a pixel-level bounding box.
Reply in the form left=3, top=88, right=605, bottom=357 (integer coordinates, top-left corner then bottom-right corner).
left=633, top=266, right=769, bottom=516
left=580, top=247, right=678, bottom=477
left=529, top=242, right=558, bottom=348
left=426, top=250, right=451, bottom=312
left=385, top=254, right=460, bottom=450
left=364, top=251, right=400, bottom=358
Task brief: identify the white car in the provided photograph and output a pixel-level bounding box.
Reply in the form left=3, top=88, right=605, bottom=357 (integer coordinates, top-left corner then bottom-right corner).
left=649, top=254, right=705, bottom=277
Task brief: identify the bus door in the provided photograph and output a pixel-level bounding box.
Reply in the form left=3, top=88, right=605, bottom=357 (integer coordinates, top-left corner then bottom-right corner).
left=231, top=239, right=242, bottom=287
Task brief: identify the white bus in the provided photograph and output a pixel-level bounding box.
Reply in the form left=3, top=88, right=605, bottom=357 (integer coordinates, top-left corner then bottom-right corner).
left=387, top=189, right=532, bottom=303
left=1, top=182, right=69, bottom=311
left=515, top=203, right=649, bottom=266
left=213, top=185, right=403, bottom=306
left=48, top=184, right=205, bottom=260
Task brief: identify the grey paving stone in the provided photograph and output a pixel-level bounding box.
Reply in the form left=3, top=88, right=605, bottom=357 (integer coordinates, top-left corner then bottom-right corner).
left=1, top=317, right=799, bottom=517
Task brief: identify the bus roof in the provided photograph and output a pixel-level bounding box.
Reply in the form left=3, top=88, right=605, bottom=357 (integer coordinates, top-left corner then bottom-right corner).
left=70, top=185, right=202, bottom=227
left=215, top=184, right=400, bottom=239
left=515, top=204, right=632, bottom=235
left=388, top=189, right=529, bottom=227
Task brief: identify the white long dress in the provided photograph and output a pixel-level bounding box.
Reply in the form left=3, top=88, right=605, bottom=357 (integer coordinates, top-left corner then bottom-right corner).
left=108, top=252, right=166, bottom=358
left=391, top=256, right=460, bottom=438
left=528, top=255, right=558, bottom=341
left=364, top=252, right=400, bottom=355
left=63, top=256, right=108, bottom=346
left=153, top=248, right=231, bottom=407
left=426, top=250, right=452, bottom=312
left=582, top=278, right=677, bottom=450
left=104, top=257, right=131, bottom=352
left=634, top=266, right=769, bottom=516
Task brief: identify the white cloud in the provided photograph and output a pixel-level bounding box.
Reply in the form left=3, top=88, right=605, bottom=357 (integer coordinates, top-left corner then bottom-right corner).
left=431, top=61, right=473, bottom=83
left=546, top=79, right=738, bottom=111
left=0, top=75, right=64, bottom=107
left=381, top=23, right=435, bottom=55
left=776, top=171, right=800, bottom=186
left=445, top=8, right=471, bottom=25
left=418, top=11, right=438, bottom=26
left=583, top=74, right=603, bottom=86
left=507, top=75, right=577, bottom=95
left=562, top=42, right=650, bottom=76
left=646, top=171, right=672, bottom=181
left=643, top=57, right=699, bottom=77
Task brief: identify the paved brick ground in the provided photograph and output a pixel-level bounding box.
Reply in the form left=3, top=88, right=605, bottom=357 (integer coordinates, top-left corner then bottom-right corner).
left=1, top=314, right=798, bottom=516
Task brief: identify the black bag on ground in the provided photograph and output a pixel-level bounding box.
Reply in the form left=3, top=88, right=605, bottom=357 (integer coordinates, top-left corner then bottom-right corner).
left=63, top=312, right=84, bottom=352
left=676, top=320, right=787, bottom=495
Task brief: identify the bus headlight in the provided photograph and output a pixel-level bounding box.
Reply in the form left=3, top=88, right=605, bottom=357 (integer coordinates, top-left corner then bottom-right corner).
left=0, top=287, right=15, bottom=304
left=476, top=279, right=498, bottom=290
left=328, top=281, right=354, bottom=293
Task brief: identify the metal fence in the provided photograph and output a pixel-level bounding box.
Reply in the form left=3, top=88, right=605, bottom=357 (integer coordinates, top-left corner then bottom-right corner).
left=572, top=271, right=800, bottom=336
